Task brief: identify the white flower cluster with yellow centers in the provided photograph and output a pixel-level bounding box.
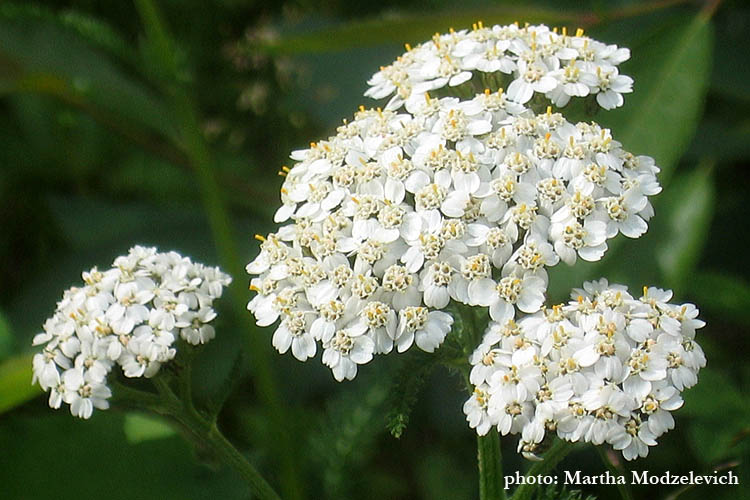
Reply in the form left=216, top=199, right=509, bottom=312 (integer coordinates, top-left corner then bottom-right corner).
left=464, top=279, right=705, bottom=461
left=32, top=246, right=231, bottom=419
left=366, top=22, right=633, bottom=111
left=246, top=87, right=660, bottom=382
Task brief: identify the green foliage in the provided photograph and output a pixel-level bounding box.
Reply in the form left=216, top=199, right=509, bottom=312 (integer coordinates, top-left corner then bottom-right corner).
left=0, top=10, right=179, bottom=143
left=688, top=272, right=750, bottom=325
left=253, top=6, right=576, bottom=54
left=529, top=485, right=596, bottom=500
left=598, top=13, right=713, bottom=181
left=415, top=448, right=476, bottom=499
left=680, top=369, right=750, bottom=464
left=0, top=310, right=12, bottom=359
left=655, top=161, right=715, bottom=294
left=0, top=352, right=39, bottom=415
left=202, top=351, right=246, bottom=421
left=385, top=351, right=438, bottom=438
left=0, top=2, right=138, bottom=66
left=308, top=381, right=390, bottom=498
left=0, top=414, right=249, bottom=500
left=123, top=412, right=176, bottom=444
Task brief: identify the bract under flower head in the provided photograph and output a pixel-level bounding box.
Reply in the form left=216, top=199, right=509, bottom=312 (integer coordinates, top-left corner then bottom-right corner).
left=464, top=279, right=705, bottom=461
left=365, top=23, right=633, bottom=111
left=31, top=246, right=232, bottom=418
left=247, top=92, right=660, bottom=381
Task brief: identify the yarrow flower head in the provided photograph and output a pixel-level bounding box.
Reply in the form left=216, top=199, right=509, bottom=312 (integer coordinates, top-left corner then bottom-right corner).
left=365, top=23, right=633, bottom=111
left=463, top=279, right=705, bottom=461
left=246, top=89, right=660, bottom=381
left=244, top=20, right=705, bottom=467
left=32, top=246, right=232, bottom=419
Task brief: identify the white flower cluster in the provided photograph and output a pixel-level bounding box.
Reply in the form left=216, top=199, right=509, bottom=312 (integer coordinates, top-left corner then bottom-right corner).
left=246, top=22, right=705, bottom=463
left=32, top=246, right=232, bottom=419
left=366, top=22, right=633, bottom=111
left=464, top=280, right=705, bottom=461
left=246, top=87, right=659, bottom=382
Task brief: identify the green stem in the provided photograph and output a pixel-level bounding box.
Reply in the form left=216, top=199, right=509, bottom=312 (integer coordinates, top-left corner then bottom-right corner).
left=132, top=2, right=303, bottom=499
left=511, top=439, right=574, bottom=500
left=202, top=422, right=282, bottom=500
left=151, top=376, right=281, bottom=500
left=596, top=447, right=634, bottom=500
left=478, top=430, right=507, bottom=500
left=455, top=306, right=504, bottom=499
left=111, top=379, right=164, bottom=408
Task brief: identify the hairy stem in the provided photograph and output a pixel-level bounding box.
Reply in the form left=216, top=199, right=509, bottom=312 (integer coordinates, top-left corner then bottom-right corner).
left=478, top=430, right=507, bottom=500
left=150, top=375, right=281, bottom=500
left=202, top=422, right=282, bottom=500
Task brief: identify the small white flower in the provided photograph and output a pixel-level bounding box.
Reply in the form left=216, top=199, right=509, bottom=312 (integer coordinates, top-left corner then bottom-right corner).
left=464, top=385, right=494, bottom=435
left=322, top=324, right=375, bottom=382
left=62, top=367, right=111, bottom=419
left=507, top=59, right=559, bottom=105
left=32, top=349, right=62, bottom=390
left=394, top=307, right=453, bottom=353
left=121, top=337, right=165, bottom=378
left=469, top=273, right=546, bottom=321
left=272, top=309, right=317, bottom=360
left=178, top=307, right=218, bottom=345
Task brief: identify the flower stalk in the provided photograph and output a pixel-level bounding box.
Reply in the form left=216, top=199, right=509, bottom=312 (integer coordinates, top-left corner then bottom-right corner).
left=148, top=375, right=282, bottom=500
left=457, top=306, right=504, bottom=499
left=478, top=430, right=506, bottom=500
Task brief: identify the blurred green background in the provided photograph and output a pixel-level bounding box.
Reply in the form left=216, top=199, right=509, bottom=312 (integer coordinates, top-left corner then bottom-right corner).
left=0, top=0, right=748, bottom=499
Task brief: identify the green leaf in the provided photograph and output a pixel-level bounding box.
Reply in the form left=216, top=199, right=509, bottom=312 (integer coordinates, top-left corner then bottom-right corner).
left=308, top=380, right=390, bottom=498
left=123, top=412, right=176, bottom=444
left=686, top=119, right=750, bottom=163
left=202, top=350, right=245, bottom=420
left=415, top=449, right=476, bottom=500
left=655, top=161, right=715, bottom=294
left=254, top=7, right=579, bottom=54
left=0, top=13, right=179, bottom=145
left=598, top=14, right=714, bottom=182
left=0, top=310, right=12, bottom=359
left=0, top=2, right=138, bottom=67
left=709, top=6, right=750, bottom=103
left=680, top=369, right=750, bottom=463
left=688, top=272, right=750, bottom=325
left=0, top=352, right=40, bottom=415
left=687, top=420, right=750, bottom=465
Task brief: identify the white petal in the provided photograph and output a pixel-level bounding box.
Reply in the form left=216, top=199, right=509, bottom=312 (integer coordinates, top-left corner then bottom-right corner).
left=468, top=278, right=496, bottom=306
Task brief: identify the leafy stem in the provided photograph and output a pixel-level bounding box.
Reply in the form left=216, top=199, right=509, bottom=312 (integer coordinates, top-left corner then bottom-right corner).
left=145, top=374, right=281, bottom=500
